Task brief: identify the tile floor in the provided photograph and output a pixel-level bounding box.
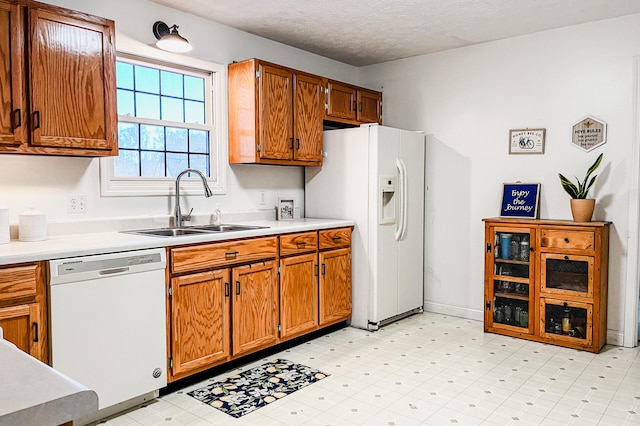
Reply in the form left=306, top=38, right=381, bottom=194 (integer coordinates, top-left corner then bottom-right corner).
left=96, top=312, right=640, bottom=425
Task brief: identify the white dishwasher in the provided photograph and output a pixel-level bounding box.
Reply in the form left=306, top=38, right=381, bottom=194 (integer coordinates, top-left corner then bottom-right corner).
left=49, top=248, right=167, bottom=410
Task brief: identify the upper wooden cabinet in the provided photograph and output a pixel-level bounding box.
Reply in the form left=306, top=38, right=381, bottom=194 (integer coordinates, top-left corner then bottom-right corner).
left=228, top=58, right=382, bottom=166
left=0, top=0, right=117, bottom=156
left=228, top=59, right=323, bottom=166
left=325, top=80, right=382, bottom=125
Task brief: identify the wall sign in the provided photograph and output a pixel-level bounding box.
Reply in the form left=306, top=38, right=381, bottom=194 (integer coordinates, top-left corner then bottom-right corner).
left=509, top=128, right=545, bottom=154
left=571, top=116, right=606, bottom=152
left=500, top=183, right=541, bottom=218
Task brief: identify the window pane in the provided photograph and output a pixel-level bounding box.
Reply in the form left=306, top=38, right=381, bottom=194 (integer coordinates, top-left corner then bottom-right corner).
left=161, top=96, right=184, bottom=123
left=161, top=71, right=183, bottom=98
left=189, top=154, right=209, bottom=175
left=184, top=76, right=205, bottom=101
left=114, top=149, right=140, bottom=177
left=166, top=153, right=188, bottom=177
left=189, top=130, right=208, bottom=153
left=117, top=89, right=135, bottom=116
left=141, top=151, right=165, bottom=177
left=166, top=127, right=188, bottom=152
left=185, top=100, right=205, bottom=124
left=136, top=93, right=160, bottom=120
left=116, top=62, right=134, bottom=90
left=118, top=123, right=139, bottom=149
left=135, top=66, right=160, bottom=94
left=140, top=125, right=165, bottom=151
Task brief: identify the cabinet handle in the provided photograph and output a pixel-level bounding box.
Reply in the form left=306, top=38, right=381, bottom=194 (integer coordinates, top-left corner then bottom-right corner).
left=352, top=100, right=357, bottom=111
left=296, top=241, right=306, bottom=247
left=225, top=251, right=238, bottom=259
left=33, top=322, right=39, bottom=343
left=564, top=255, right=569, bottom=260
left=296, top=138, right=300, bottom=150
left=225, top=282, right=230, bottom=297
left=564, top=238, right=570, bottom=243
left=33, top=111, right=40, bottom=129
left=13, top=109, right=21, bottom=129
left=359, top=101, right=363, bottom=112
left=486, top=301, right=491, bottom=311
left=322, top=263, right=326, bottom=275
left=236, top=281, right=241, bottom=295
left=289, top=137, right=294, bottom=149
left=486, top=243, right=492, bottom=253
left=315, top=264, right=319, bottom=276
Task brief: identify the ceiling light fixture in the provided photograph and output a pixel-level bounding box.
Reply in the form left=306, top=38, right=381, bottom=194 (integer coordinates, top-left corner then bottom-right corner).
left=152, top=21, right=192, bottom=53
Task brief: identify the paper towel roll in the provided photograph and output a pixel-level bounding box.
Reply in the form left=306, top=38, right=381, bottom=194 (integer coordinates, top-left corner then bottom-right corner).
left=19, top=207, right=47, bottom=242
left=0, top=207, right=8, bottom=244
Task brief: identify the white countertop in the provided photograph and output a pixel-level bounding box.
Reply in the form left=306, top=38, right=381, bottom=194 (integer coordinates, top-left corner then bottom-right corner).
left=0, top=339, right=98, bottom=426
left=0, top=218, right=354, bottom=265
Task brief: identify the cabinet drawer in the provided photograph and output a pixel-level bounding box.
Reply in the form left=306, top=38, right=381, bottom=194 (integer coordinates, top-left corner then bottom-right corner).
left=171, top=237, right=278, bottom=274
left=0, top=264, right=38, bottom=302
left=319, top=228, right=351, bottom=249
left=540, top=229, right=594, bottom=251
left=280, top=232, right=318, bottom=256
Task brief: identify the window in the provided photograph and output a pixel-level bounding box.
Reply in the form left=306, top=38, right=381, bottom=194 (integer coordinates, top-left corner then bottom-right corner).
left=100, top=51, right=225, bottom=196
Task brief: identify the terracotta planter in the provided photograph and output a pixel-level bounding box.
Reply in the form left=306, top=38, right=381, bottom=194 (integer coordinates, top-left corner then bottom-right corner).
left=570, top=199, right=595, bottom=222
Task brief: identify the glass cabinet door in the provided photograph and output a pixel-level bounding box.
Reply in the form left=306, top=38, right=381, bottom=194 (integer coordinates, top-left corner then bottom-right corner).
left=488, top=228, right=534, bottom=332
left=539, top=298, right=593, bottom=346
left=540, top=253, right=594, bottom=299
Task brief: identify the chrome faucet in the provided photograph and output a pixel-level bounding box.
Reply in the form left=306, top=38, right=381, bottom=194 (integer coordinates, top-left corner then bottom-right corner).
left=174, top=168, right=213, bottom=227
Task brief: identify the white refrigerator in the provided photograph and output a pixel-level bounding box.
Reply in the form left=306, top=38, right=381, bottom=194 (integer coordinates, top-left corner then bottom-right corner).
left=305, top=124, right=425, bottom=330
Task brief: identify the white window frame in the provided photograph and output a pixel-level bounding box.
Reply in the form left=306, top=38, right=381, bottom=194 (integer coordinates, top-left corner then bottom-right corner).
left=100, top=39, right=226, bottom=197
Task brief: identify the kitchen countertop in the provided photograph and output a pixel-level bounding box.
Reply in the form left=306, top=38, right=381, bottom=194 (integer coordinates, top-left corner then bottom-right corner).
left=0, top=218, right=354, bottom=265
left=0, top=338, right=98, bottom=426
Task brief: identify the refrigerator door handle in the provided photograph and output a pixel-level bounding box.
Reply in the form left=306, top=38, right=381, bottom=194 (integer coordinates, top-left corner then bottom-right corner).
left=395, top=158, right=408, bottom=241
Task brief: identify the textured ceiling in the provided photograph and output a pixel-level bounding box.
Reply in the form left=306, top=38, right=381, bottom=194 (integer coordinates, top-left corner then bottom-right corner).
left=150, top=0, right=640, bottom=66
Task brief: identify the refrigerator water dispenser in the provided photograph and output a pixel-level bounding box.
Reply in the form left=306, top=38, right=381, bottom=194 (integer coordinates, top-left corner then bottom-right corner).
left=379, top=176, right=397, bottom=224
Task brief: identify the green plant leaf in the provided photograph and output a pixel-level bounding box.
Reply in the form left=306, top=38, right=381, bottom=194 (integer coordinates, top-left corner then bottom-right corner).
left=558, top=153, right=603, bottom=199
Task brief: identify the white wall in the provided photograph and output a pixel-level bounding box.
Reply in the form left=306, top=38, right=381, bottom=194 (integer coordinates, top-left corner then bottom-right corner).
left=0, top=0, right=358, bottom=226
left=359, top=14, right=640, bottom=342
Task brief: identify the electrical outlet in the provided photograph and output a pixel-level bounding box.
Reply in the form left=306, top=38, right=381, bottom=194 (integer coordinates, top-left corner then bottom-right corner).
left=258, top=191, right=267, bottom=207
left=68, top=194, right=87, bottom=214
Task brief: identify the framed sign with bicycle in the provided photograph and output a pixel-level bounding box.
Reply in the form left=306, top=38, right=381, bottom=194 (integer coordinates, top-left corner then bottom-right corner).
left=509, top=128, right=546, bottom=154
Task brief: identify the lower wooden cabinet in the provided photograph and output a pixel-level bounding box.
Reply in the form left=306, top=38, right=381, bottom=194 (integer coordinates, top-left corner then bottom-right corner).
left=0, top=262, right=48, bottom=363
left=166, top=227, right=352, bottom=382
left=319, top=248, right=352, bottom=326
left=169, top=270, right=230, bottom=378
left=231, top=261, right=279, bottom=356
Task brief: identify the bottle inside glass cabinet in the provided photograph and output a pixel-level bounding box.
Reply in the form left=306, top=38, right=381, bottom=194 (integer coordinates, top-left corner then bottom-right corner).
left=492, top=231, right=531, bottom=329
left=544, top=303, right=587, bottom=339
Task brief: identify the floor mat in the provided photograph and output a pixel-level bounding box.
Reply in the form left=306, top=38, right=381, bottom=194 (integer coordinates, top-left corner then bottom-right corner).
left=187, top=358, right=329, bottom=418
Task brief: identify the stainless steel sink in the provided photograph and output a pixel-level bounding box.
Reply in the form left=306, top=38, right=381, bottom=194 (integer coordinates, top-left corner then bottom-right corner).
left=123, top=224, right=268, bottom=238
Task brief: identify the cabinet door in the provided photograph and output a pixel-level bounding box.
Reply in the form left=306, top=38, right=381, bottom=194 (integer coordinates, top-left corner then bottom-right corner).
left=28, top=7, right=116, bottom=153
left=326, top=81, right=356, bottom=121
left=258, top=63, right=293, bottom=160
left=232, top=260, right=278, bottom=356
left=170, top=270, right=231, bottom=378
left=0, top=303, right=41, bottom=357
left=540, top=298, right=593, bottom=348
left=293, top=73, right=323, bottom=163
left=485, top=227, right=535, bottom=334
left=0, top=1, right=26, bottom=146
left=319, top=248, right=352, bottom=326
left=280, top=253, right=318, bottom=340
left=357, top=89, right=381, bottom=123
left=540, top=253, right=594, bottom=299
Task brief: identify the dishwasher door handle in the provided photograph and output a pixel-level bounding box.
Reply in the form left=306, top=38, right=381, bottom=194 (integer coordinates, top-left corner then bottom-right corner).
left=98, top=267, right=130, bottom=276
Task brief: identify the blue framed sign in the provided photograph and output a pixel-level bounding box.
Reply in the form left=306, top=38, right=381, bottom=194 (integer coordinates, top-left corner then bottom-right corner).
left=500, top=183, right=541, bottom=218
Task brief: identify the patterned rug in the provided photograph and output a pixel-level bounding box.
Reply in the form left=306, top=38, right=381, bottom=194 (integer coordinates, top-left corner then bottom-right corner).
left=187, top=358, right=329, bottom=418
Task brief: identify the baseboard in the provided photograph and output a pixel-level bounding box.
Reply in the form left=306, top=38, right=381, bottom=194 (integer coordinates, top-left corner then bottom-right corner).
left=424, top=301, right=484, bottom=321
left=607, top=330, right=624, bottom=347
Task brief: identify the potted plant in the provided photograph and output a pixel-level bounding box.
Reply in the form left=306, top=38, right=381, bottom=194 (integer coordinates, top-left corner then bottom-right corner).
left=558, top=153, right=603, bottom=221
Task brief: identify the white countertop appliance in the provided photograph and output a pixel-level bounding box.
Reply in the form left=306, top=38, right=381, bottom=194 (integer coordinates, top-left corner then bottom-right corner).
left=305, top=124, right=425, bottom=330
left=49, top=248, right=167, bottom=410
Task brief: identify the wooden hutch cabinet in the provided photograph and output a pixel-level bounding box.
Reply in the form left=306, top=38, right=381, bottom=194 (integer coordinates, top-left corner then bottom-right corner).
left=483, top=218, right=610, bottom=353
left=0, top=0, right=117, bottom=156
